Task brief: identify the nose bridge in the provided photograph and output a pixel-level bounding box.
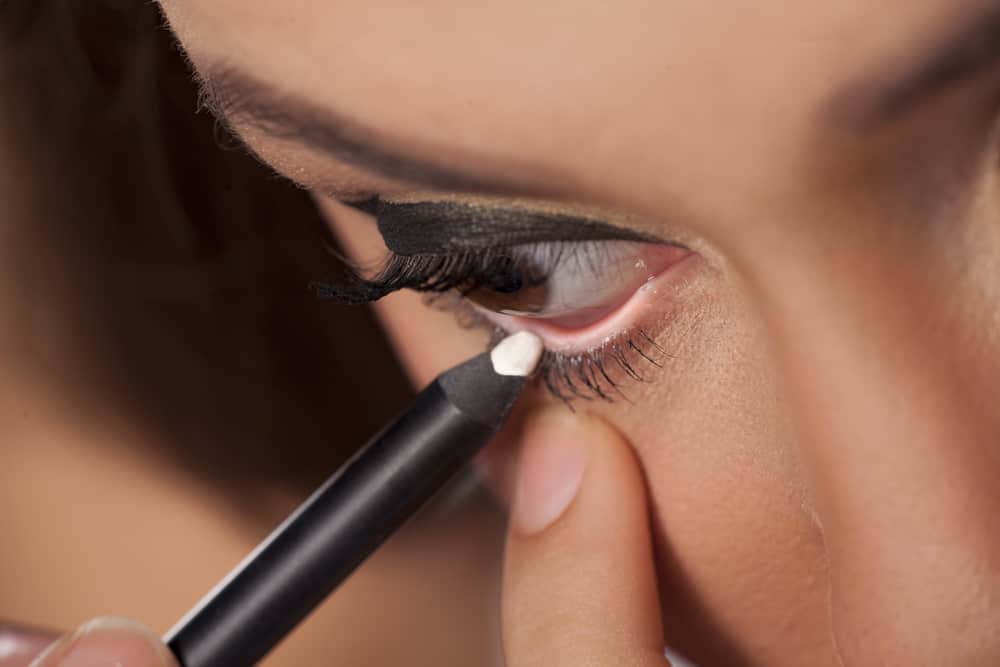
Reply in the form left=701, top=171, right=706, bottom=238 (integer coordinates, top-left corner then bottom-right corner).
left=732, top=190, right=1000, bottom=660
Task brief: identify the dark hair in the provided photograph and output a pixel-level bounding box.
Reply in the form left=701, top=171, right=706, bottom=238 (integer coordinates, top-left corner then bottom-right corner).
left=0, top=1, right=409, bottom=524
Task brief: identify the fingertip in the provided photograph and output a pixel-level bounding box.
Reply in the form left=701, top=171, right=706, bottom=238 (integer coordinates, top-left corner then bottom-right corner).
left=513, top=405, right=644, bottom=517
left=510, top=410, right=590, bottom=536
left=503, top=407, right=666, bottom=664
left=0, top=621, right=58, bottom=667
left=521, top=405, right=628, bottom=446
left=516, top=407, right=644, bottom=522
left=30, top=617, right=177, bottom=667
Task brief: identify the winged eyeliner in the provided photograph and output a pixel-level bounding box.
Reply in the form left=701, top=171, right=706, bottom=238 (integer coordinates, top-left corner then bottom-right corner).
left=346, top=197, right=660, bottom=255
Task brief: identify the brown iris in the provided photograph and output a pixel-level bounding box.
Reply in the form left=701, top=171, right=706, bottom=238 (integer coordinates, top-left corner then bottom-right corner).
left=462, top=253, right=550, bottom=315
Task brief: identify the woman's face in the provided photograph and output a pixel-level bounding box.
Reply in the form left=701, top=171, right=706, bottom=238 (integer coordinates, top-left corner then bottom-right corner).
left=161, top=1, right=1000, bottom=664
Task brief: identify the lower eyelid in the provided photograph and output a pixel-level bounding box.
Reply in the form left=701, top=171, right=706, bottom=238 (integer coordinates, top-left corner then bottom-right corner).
left=426, top=272, right=681, bottom=404
left=427, top=245, right=700, bottom=403
left=477, top=247, right=697, bottom=353
left=479, top=242, right=689, bottom=329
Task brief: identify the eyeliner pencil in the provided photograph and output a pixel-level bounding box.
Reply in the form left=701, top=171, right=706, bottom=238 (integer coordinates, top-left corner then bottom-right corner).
left=164, top=331, right=543, bottom=667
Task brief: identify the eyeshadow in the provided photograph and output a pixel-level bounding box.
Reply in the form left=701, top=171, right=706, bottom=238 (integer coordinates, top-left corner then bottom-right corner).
left=345, top=197, right=660, bottom=255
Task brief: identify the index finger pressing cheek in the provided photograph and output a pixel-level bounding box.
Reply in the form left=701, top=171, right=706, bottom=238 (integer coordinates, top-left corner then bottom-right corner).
left=502, top=408, right=670, bottom=667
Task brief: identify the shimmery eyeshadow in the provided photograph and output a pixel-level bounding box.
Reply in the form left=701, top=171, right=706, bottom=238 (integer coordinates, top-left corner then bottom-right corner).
left=346, top=197, right=660, bottom=255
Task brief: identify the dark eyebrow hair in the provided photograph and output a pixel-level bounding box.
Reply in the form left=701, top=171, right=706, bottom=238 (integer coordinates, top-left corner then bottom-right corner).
left=830, top=1, right=1000, bottom=130
left=194, top=65, right=566, bottom=197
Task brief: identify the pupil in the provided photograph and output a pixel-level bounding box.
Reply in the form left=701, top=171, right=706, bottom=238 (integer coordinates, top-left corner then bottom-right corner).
left=486, top=271, right=524, bottom=293
left=485, top=255, right=525, bottom=293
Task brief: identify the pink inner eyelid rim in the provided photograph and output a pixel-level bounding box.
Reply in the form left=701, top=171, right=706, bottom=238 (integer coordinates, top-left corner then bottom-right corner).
left=478, top=249, right=696, bottom=352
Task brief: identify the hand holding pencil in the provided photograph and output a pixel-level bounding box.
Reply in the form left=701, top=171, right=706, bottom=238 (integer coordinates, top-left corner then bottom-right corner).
left=1, top=408, right=668, bottom=667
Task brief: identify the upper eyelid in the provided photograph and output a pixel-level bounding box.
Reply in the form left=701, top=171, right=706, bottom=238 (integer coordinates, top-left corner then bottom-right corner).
left=343, top=196, right=669, bottom=255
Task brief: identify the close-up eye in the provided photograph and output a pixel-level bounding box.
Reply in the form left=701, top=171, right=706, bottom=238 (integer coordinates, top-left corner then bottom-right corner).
left=313, top=199, right=696, bottom=402
left=462, top=240, right=688, bottom=331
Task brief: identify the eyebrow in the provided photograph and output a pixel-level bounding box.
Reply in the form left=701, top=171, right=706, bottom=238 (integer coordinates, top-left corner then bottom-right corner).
left=348, top=197, right=660, bottom=255
left=831, top=1, right=1000, bottom=129
left=195, top=65, right=566, bottom=197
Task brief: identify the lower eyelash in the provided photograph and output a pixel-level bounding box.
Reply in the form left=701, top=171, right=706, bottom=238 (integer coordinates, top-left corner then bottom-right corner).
left=429, top=293, right=669, bottom=405
left=536, top=329, right=668, bottom=405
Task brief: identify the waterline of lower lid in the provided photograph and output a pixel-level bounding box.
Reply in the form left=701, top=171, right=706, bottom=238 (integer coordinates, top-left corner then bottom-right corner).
left=479, top=252, right=697, bottom=353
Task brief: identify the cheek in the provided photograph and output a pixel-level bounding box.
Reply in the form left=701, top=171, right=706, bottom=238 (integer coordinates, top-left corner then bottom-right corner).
left=371, top=289, right=488, bottom=387
left=574, top=276, right=831, bottom=664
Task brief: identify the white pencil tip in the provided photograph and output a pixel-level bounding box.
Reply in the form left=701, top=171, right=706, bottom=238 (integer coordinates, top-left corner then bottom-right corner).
left=490, top=331, right=544, bottom=377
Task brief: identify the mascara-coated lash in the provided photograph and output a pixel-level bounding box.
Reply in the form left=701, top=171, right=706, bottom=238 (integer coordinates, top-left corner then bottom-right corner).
left=311, top=247, right=544, bottom=304
left=310, top=241, right=615, bottom=306
left=311, top=241, right=674, bottom=402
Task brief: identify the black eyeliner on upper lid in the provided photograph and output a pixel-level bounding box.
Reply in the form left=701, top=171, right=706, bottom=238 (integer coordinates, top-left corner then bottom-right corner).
left=345, top=197, right=663, bottom=255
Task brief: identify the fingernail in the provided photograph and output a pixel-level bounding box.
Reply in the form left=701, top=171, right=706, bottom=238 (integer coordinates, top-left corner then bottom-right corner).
left=31, top=617, right=173, bottom=667
left=511, top=412, right=589, bottom=536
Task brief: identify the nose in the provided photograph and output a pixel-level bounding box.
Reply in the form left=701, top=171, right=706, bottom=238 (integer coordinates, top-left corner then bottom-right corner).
left=741, top=214, right=1000, bottom=664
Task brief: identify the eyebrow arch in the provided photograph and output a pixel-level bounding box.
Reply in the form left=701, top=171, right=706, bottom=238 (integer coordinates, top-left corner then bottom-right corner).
left=830, top=1, right=1000, bottom=130
left=194, top=65, right=565, bottom=197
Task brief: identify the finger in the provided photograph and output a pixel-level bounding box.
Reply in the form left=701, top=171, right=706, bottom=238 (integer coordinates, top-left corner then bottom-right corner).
left=0, top=620, right=59, bottom=667
left=502, top=408, right=669, bottom=667
left=29, top=617, right=177, bottom=667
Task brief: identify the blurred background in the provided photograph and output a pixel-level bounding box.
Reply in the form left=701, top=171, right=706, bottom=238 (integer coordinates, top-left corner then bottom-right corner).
left=0, top=2, right=505, bottom=664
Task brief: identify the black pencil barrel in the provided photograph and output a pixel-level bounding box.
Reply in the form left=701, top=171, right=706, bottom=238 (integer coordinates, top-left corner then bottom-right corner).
left=165, top=380, right=497, bottom=667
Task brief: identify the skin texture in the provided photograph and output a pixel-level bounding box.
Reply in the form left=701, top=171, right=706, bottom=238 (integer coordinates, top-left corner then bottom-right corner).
left=155, top=0, right=1000, bottom=664
left=0, top=6, right=501, bottom=666
left=19, top=0, right=1000, bottom=664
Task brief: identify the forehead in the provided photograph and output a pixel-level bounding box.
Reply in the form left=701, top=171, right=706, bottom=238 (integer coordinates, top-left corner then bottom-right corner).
left=162, top=0, right=983, bottom=213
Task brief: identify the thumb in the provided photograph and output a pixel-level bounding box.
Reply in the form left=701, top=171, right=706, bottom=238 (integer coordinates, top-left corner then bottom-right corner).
left=30, top=618, right=177, bottom=667
left=502, top=408, right=669, bottom=667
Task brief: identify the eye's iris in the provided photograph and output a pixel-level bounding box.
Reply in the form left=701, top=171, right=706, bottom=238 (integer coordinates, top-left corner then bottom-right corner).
left=475, top=255, right=533, bottom=294
left=488, top=274, right=523, bottom=293
left=465, top=242, right=687, bottom=329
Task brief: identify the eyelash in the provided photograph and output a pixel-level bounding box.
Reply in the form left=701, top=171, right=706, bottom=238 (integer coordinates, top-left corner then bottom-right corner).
left=310, top=246, right=546, bottom=303
left=310, top=243, right=668, bottom=403
left=465, top=302, right=668, bottom=406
